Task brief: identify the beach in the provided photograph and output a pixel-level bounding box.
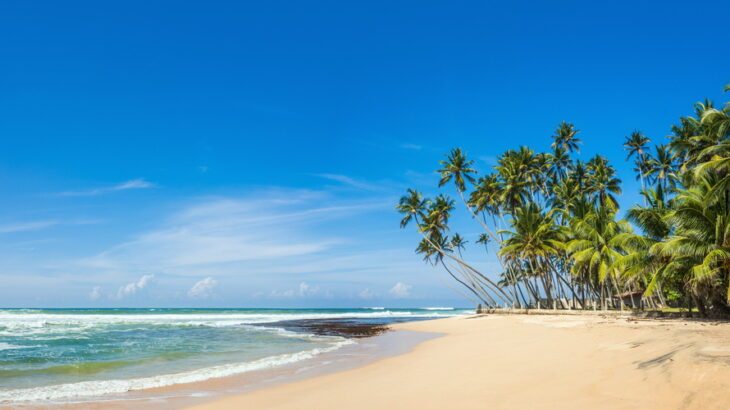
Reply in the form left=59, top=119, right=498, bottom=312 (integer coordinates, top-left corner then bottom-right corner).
left=189, top=314, right=730, bottom=410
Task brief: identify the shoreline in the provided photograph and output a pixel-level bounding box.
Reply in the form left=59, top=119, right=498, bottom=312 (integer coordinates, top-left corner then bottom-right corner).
left=21, top=325, right=438, bottom=410
left=187, top=314, right=730, bottom=409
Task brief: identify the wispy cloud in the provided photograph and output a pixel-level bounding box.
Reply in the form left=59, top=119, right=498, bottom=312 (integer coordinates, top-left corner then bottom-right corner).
left=59, top=178, right=155, bottom=197
left=78, top=190, right=384, bottom=272
left=188, top=277, right=218, bottom=299
left=0, top=220, right=59, bottom=234
left=313, top=173, right=384, bottom=192
left=0, top=219, right=100, bottom=234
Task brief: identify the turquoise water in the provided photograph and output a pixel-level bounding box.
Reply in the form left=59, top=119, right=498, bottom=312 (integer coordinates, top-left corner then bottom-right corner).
left=0, top=308, right=470, bottom=403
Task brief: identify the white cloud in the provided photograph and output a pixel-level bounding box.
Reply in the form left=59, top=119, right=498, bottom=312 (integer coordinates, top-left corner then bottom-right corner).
left=188, top=277, right=218, bottom=299
left=268, top=282, right=323, bottom=299
left=115, top=274, right=154, bottom=299
left=269, top=289, right=296, bottom=298
left=89, top=286, right=102, bottom=300
left=298, top=282, right=319, bottom=296
left=359, top=288, right=376, bottom=299
left=389, top=282, right=412, bottom=298
left=60, top=178, right=155, bottom=197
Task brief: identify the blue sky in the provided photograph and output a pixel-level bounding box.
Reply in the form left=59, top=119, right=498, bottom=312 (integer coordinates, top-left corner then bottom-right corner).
left=0, top=0, right=728, bottom=307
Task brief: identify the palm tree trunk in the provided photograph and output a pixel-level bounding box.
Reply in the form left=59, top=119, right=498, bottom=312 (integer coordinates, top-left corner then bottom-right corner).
left=440, top=260, right=491, bottom=306
left=413, top=215, right=513, bottom=305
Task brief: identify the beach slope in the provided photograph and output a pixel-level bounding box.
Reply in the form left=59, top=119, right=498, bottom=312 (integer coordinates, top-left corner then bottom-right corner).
left=190, top=314, right=730, bottom=409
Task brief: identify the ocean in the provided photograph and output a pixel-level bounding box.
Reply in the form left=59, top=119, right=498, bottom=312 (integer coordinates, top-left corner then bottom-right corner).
left=0, top=307, right=470, bottom=404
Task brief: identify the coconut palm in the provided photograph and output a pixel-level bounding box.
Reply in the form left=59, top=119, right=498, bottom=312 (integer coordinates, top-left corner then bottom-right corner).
left=624, top=131, right=651, bottom=194
left=586, top=155, right=622, bottom=210
left=499, top=203, right=567, bottom=306
left=438, top=148, right=477, bottom=193
left=645, top=145, right=679, bottom=192
left=397, top=85, right=730, bottom=316
left=657, top=178, right=730, bottom=314
left=567, top=207, right=630, bottom=309
left=551, top=121, right=581, bottom=154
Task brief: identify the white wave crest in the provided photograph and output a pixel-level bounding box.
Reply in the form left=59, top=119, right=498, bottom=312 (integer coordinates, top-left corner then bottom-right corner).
left=0, top=339, right=354, bottom=403
left=0, top=343, right=36, bottom=351
left=0, top=310, right=468, bottom=337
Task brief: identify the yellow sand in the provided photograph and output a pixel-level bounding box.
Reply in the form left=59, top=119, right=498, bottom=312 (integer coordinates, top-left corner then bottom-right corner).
left=190, top=314, right=730, bottom=410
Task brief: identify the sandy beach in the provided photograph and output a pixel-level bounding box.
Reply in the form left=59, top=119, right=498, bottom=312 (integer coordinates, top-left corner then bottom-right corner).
left=188, top=314, right=730, bottom=410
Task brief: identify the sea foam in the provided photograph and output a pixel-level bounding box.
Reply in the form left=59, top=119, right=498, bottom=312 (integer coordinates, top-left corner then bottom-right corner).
left=0, top=339, right=353, bottom=403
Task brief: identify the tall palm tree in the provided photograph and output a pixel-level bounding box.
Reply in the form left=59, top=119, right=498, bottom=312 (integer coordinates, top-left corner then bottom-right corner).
left=567, top=206, right=630, bottom=309
left=624, top=131, right=651, bottom=195
left=548, top=146, right=572, bottom=184
left=551, top=121, right=581, bottom=154
left=398, top=190, right=512, bottom=306
left=499, top=203, right=566, bottom=307
left=476, top=233, right=491, bottom=251
left=586, top=155, right=622, bottom=210
left=437, top=148, right=477, bottom=193
left=657, top=176, right=730, bottom=314
left=397, top=189, right=427, bottom=228
left=646, top=145, right=679, bottom=192
left=450, top=233, right=468, bottom=257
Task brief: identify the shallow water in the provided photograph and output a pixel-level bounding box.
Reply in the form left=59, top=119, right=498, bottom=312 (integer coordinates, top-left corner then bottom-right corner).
left=0, top=308, right=469, bottom=404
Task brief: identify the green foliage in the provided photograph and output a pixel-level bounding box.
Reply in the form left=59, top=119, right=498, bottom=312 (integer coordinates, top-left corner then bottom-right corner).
left=398, top=84, right=730, bottom=316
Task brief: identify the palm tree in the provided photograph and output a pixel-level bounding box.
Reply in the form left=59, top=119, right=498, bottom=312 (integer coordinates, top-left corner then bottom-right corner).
left=613, top=187, right=673, bottom=308
left=397, top=84, right=730, bottom=314
left=548, top=146, right=572, bottom=184
left=450, top=233, right=468, bottom=257
left=437, top=148, right=477, bottom=193
left=657, top=177, right=730, bottom=314
left=567, top=206, right=630, bottom=309
left=624, top=131, right=651, bottom=195
left=586, top=155, right=622, bottom=210
left=397, top=189, right=427, bottom=229
left=499, top=203, right=567, bottom=307
left=551, top=121, right=581, bottom=154
left=398, top=190, right=512, bottom=307
left=476, top=233, right=491, bottom=251
left=646, top=145, right=679, bottom=192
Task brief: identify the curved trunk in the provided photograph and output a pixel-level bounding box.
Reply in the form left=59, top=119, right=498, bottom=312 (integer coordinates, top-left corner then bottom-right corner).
left=440, top=260, right=491, bottom=306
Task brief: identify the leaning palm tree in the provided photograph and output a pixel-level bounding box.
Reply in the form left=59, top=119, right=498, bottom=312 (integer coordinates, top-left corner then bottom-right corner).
left=439, top=148, right=501, bottom=240
left=397, top=190, right=512, bottom=306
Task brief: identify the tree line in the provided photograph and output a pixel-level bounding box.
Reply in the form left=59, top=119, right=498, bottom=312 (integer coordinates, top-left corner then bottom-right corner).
left=397, top=85, right=730, bottom=316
